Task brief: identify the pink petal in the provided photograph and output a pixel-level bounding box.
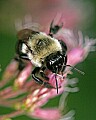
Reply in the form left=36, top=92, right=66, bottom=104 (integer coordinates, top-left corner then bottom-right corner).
left=15, top=62, right=32, bottom=87
left=67, top=47, right=84, bottom=66
left=32, top=108, right=61, bottom=120
left=2, top=60, right=18, bottom=80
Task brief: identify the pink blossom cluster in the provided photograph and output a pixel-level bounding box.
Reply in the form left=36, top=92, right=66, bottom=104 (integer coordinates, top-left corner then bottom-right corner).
left=0, top=17, right=95, bottom=119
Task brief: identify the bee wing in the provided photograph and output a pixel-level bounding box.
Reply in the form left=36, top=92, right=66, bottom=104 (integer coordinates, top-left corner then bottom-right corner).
left=15, top=15, right=41, bottom=32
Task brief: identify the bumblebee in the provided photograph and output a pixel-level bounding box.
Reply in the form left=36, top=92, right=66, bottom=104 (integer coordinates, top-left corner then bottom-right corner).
left=15, top=21, right=67, bottom=93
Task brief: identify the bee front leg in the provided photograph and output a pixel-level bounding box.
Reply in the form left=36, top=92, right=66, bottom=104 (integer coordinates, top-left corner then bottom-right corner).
left=40, top=67, right=49, bottom=81
left=32, top=67, right=53, bottom=88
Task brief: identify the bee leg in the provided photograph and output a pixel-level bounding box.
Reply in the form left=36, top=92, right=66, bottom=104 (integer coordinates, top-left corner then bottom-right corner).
left=40, top=67, right=49, bottom=81
left=32, top=67, right=54, bottom=88
left=14, top=57, right=25, bottom=71
left=14, top=54, right=29, bottom=71
left=49, top=20, right=63, bottom=36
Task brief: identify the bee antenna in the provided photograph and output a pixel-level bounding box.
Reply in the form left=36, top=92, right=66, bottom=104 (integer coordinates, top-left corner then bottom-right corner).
left=55, top=72, right=59, bottom=94
left=66, top=65, right=85, bottom=75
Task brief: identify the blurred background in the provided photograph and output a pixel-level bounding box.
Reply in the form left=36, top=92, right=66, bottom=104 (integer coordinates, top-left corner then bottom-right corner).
left=0, top=0, right=96, bottom=120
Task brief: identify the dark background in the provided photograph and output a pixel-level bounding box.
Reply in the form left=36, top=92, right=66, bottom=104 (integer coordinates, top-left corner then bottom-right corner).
left=0, top=0, right=96, bottom=120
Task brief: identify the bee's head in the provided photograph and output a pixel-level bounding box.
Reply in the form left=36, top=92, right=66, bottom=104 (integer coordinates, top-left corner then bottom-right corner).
left=46, top=51, right=67, bottom=94
left=46, top=51, right=67, bottom=74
